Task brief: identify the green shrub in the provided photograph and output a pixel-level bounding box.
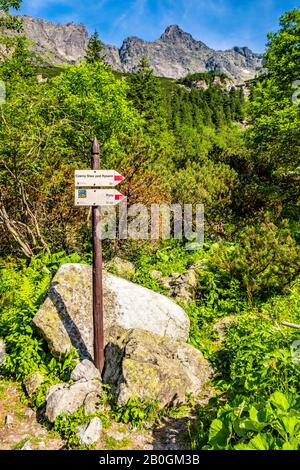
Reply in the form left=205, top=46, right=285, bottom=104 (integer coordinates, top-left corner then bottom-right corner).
left=53, top=408, right=91, bottom=449
left=0, top=252, right=82, bottom=382
left=192, top=391, right=300, bottom=450
left=215, top=317, right=300, bottom=398
left=208, top=221, right=300, bottom=305
left=112, top=397, right=164, bottom=429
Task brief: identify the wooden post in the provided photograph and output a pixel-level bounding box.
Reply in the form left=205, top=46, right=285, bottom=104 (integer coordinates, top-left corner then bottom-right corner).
left=281, top=321, right=300, bottom=331
left=91, top=137, right=104, bottom=372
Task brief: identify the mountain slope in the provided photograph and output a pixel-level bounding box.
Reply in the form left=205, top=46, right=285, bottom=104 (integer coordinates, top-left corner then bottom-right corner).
left=20, top=16, right=263, bottom=82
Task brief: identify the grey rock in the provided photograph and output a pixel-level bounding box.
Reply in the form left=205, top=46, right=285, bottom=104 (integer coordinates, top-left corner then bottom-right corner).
left=36, top=74, right=48, bottom=83
left=21, top=15, right=88, bottom=65
left=83, top=391, right=101, bottom=416
left=33, top=264, right=189, bottom=359
left=45, top=379, right=101, bottom=422
left=20, top=441, right=31, bottom=450
left=71, top=360, right=100, bottom=382
left=0, top=339, right=6, bottom=366
left=151, top=262, right=204, bottom=302
left=77, top=417, right=102, bottom=446
left=113, top=24, right=263, bottom=82
left=13, top=17, right=262, bottom=82
left=105, top=430, right=128, bottom=441
left=213, top=316, right=237, bottom=340
left=103, top=327, right=213, bottom=407
left=105, top=257, right=135, bottom=279
left=24, top=372, right=44, bottom=396
left=24, top=409, right=35, bottom=419
left=5, top=414, right=13, bottom=426
left=149, top=270, right=163, bottom=280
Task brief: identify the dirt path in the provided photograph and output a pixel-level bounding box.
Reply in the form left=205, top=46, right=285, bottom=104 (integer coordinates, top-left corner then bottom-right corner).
left=0, top=377, right=192, bottom=450
left=0, top=377, right=63, bottom=450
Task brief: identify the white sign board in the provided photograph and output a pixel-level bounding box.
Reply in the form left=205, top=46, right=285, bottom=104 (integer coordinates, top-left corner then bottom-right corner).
left=75, top=170, right=124, bottom=187
left=75, top=188, right=126, bottom=206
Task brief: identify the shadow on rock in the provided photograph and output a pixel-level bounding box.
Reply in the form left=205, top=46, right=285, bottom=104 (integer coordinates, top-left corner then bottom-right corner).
left=49, top=283, right=92, bottom=360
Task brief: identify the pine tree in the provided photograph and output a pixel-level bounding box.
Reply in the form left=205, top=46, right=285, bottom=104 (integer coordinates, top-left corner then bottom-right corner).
left=85, top=31, right=105, bottom=64
left=127, top=57, right=167, bottom=132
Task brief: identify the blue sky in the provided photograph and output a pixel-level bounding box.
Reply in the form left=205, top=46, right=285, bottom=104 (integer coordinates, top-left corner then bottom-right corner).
left=18, top=0, right=299, bottom=52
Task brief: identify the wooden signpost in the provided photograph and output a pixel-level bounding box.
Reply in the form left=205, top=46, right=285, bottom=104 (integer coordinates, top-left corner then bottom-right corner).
left=75, top=138, right=125, bottom=372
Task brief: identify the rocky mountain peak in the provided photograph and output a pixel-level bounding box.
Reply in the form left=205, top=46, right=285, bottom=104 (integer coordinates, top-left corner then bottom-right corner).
left=232, top=46, right=257, bottom=58
left=160, top=24, right=208, bottom=48
left=20, top=15, right=89, bottom=64
left=161, top=24, right=189, bottom=40
left=11, top=15, right=263, bottom=82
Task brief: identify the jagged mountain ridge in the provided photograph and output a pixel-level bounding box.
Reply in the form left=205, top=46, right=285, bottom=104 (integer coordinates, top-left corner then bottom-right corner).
left=20, top=16, right=263, bottom=82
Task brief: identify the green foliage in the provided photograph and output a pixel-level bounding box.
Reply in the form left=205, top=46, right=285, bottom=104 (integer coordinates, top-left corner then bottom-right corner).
left=245, top=9, right=300, bottom=221
left=264, top=9, right=300, bottom=88
left=208, top=221, right=300, bottom=304
left=169, top=72, right=245, bottom=133
left=172, top=160, right=239, bottom=230
left=54, top=409, right=110, bottom=449
left=112, top=397, right=163, bottom=429
left=31, top=349, right=79, bottom=410
left=217, top=317, right=300, bottom=398
left=112, top=396, right=190, bottom=429
left=104, top=435, right=131, bottom=450
left=0, top=36, right=36, bottom=81
left=179, top=71, right=229, bottom=87
left=53, top=387, right=113, bottom=448
left=53, top=408, right=90, bottom=449
left=0, top=0, right=21, bottom=10
left=0, top=31, right=248, bottom=258
left=131, top=239, right=203, bottom=291
left=0, top=0, right=22, bottom=31
left=192, top=391, right=300, bottom=450
left=0, top=6, right=299, bottom=452
left=0, top=61, right=141, bottom=257
left=0, top=252, right=82, bottom=382
left=261, top=278, right=300, bottom=325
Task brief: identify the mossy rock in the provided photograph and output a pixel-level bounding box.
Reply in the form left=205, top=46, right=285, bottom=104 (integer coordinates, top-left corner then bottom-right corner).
left=103, top=327, right=213, bottom=407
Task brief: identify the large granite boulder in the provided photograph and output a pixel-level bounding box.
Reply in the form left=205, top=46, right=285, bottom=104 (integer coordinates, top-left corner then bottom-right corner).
left=44, top=332, right=212, bottom=417
left=33, top=264, right=189, bottom=359
left=103, top=327, right=213, bottom=407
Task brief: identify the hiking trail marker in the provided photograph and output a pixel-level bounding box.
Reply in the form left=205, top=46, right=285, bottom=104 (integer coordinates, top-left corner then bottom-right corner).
left=74, top=138, right=126, bottom=372
left=75, top=170, right=124, bottom=188
left=75, top=188, right=126, bottom=206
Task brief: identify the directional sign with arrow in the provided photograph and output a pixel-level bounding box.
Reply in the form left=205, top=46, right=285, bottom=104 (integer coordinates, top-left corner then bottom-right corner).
left=75, top=170, right=124, bottom=187
left=75, top=188, right=126, bottom=206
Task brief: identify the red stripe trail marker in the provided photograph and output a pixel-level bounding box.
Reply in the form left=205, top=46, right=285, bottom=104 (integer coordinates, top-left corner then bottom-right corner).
left=75, top=170, right=125, bottom=187
left=75, top=189, right=126, bottom=206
